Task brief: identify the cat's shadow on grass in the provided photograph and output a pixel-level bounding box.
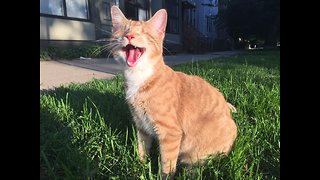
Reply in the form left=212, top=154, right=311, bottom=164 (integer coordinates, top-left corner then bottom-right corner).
left=41, top=85, right=133, bottom=177
left=41, top=82, right=178, bottom=178
left=40, top=89, right=102, bottom=179
left=42, top=83, right=132, bottom=132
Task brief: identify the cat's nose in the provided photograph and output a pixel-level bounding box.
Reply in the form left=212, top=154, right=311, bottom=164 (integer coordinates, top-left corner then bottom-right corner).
left=125, top=34, right=134, bottom=42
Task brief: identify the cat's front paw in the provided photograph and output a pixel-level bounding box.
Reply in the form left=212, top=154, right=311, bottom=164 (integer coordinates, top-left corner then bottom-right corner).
left=161, top=172, right=174, bottom=180
left=138, top=148, right=148, bottom=162
left=138, top=154, right=148, bottom=163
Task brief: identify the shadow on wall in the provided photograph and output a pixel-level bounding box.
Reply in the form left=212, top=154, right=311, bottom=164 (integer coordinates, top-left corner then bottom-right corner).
left=92, top=0, right=114, bottom=40
left=40, top=16, right=94, bottom=41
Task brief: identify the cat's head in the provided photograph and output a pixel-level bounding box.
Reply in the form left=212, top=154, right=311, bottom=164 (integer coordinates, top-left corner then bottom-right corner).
left=110, top=6, right=167, bottom=69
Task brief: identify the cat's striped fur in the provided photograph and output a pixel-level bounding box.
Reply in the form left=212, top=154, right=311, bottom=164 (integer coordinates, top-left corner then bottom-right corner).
left=110, top=6, right=238, bottom=177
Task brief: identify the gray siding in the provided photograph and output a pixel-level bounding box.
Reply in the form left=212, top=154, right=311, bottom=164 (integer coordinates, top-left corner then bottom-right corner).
left=40, top=16, right=96, bottom=41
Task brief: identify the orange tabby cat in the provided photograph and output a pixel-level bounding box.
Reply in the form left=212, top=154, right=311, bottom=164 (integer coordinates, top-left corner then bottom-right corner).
left=110, top=6, right=237, bottom=176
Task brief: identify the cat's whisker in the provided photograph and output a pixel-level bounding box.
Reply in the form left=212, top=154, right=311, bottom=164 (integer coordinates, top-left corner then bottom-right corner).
left=162, top=45, right=173, bottom=56
left=101, top=41, right=121, bottom=53
left=104, top=44, right=121, bottom=53
left=106, top=46, right=123, bottom=63
left=106, top=49, right=115, bottom=62
left=91, top=41, right=121, bottom=57
left=95, top=38, right=107, bottom=43
left=95, top=26, right=113, bottom=35
left=162, top=39, right=179, bottom=56
left=91, top=45, right=105, bottom=57
left=163, top=39, right=179, bottom=44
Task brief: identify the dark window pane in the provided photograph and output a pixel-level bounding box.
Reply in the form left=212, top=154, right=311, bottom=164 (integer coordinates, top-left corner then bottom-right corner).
left=165, top=0, right=179, bottom=34
left=125, top=3, right=137, bottom=20
left=137, top=0, right=147, bottom=8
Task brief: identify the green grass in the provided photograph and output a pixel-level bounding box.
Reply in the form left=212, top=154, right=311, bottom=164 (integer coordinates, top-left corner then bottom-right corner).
left=40, top=50, right=280, bottom=179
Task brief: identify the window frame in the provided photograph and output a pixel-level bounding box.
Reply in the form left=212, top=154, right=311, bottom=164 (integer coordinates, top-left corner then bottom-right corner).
left=124, top=0, right=149, bottom=21
left=206, top=15, right=215, bottom=33
left=164, top=0, right=179, bottom=34
left=102, top=0, right=112, bottom=21
left=40, top=0, right=91, bottom=22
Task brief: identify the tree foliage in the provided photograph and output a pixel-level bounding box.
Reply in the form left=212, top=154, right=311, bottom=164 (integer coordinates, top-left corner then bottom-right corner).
left=215, top=0, right=280, bottom=47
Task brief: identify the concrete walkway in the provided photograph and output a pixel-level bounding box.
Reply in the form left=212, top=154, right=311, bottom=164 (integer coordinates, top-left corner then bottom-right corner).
left=40, top=51, right=242, bottom=90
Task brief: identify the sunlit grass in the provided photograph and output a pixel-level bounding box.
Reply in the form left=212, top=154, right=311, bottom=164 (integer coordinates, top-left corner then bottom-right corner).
left=40, top=50, right=280, bottom=179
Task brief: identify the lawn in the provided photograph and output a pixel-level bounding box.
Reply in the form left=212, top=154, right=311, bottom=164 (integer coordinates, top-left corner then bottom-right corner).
left=40, top=50, right=280, bottom=179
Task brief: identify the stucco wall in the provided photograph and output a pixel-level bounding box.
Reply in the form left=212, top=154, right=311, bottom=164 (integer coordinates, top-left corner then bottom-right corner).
left=40, top=16, right=96, bottom=40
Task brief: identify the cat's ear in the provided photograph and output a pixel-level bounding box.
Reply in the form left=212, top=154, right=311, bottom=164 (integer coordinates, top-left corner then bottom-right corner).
left=147, top=9, right=167, bottom=39
left=111, top=6, right=127, bottom=32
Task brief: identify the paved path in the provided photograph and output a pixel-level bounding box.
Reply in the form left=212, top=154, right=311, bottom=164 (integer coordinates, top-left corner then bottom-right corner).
left=40, top=51, right=242, bottom=90
left=40, top=61, right=114, bottom=90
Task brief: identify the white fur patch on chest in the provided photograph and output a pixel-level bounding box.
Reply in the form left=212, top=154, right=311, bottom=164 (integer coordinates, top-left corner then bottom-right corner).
left=124, top=65, right=153, bottom=101
left=124, top=57, right=155, bottom=135
left=125, top=68, right=155, bottom=135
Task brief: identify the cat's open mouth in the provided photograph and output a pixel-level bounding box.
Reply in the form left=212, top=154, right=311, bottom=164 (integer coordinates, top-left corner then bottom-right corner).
left=122, top=44, right=145, bottom=67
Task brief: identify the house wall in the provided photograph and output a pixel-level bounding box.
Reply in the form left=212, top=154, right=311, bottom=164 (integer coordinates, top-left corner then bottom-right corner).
left=150, top=0, right=181, bottom=50
left=90, top=0, right=114, bottom=40
left=165, top=33, right=180, bottom=46
left=40, top=0, right=183, bottom=53
left=40, top=16, right=95, bottom=41
left=195, top=0, right=218, bottom=38
left=150, top=0, right=162, bottom=15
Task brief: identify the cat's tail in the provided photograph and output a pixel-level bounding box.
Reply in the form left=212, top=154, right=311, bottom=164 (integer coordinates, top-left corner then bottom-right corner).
left=227, top=102, right=237, bottom=113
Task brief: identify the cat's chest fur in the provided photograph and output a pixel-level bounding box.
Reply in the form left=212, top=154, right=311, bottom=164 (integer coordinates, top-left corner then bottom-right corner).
left=124, top=67, right=156, bottom=135
left=124, top=66, right=153, bottom=100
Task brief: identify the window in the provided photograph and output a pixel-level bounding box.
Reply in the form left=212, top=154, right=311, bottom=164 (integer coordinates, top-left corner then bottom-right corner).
left=206, top=15, right=214, bottom=33
left=102, top=0, right=111, bottom=20
left=125, top=0, right=149, bottom=21
left=138, top=9, right=147, bottom=21
left=40, top=0, right=90, bottom=20
left=40, top=0, right=64, bottom=16
left=164, top=0, right=179, bottom=34
left=65, top=0, right=89, bottom=19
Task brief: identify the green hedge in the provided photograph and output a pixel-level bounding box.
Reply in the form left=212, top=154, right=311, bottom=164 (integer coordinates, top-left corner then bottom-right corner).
left=40, top=45, right=105, bottom=60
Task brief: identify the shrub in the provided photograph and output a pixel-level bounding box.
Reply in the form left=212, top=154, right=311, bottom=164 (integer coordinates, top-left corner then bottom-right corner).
left=40, top=45, right=105, bottom=60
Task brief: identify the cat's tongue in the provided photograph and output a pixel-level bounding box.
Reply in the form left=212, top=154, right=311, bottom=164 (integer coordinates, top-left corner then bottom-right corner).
left=126, top=46, right=142, bottom=67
